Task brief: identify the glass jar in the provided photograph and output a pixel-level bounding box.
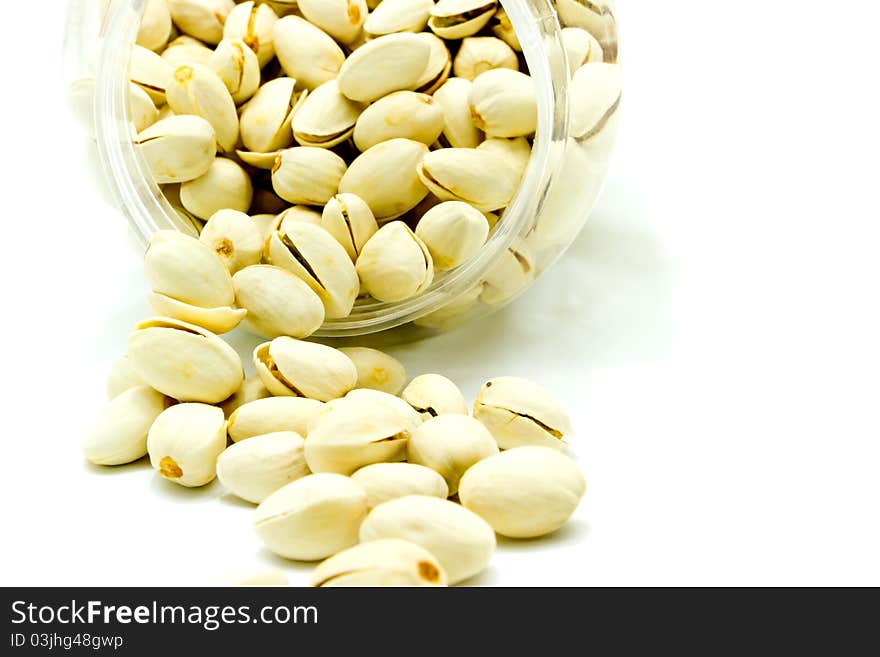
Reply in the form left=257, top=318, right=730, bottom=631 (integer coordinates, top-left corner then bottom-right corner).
left=64, top=0, right=621, bottom=338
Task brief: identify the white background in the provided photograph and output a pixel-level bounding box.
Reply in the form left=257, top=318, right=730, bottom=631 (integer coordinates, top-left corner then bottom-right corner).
left=1, top=0, right=879, bottom=586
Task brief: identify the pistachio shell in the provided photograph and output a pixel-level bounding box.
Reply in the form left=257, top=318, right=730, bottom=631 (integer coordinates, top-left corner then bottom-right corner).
left=468, top=68, right=537, bottom=138
left=138, top=0, right=174, bottom=52
left=413, top=33, right=452, bottom=94
left=147, top=292, right=246, bottom=334
left=167, top=0, right=234, bottom=45
left=232, top=264, right=326, bottom=338
left=129, top=83, right=159, bottom=132
left=239, top=77, right=305, bottom=153
left=272, top=16, right=345, bottom=90
left=416, top=147, right=519, bottom=212
left=235, top=149, right=281, bottom=169
left=453, top=36, right=518, bottom=80
left=338, top=347, right=407, bottom=395
left=128, top=317, right=244, bottom=403
left=427, top=0, right=497, bottom=40
left=479, top=236, right=534, bottom=305
left=271, top=147, right=347, bottom=206
left=351, top=463, right=448, bottom=509
left=223, top=1, right=279, bottom=67
left=292, top=80, right=366, bottom=149
left=228, top=396, right=324, bottom=442
left=337, top=33, right=432, bottom=102
left=415, top=200, right=488, bottom=270
left=180, top=157, right=253, bottom=219
left=311, top=539, right=447, bottom=587
left=433, top=78, right=483, bottom=148
left=476, top=136, right=531, bottom=180
left=297, top=0, right=367, bottom=45
left=210, top=38, right=261, bottom=104
left=561, top=26, right=604, bottom=72
left=217, top=431, right=309, bottom=503
left=253, top=337, right=357, bottom=401
left=320, top=193, right=378, bottom=261
left=352, top=91, right=444, bottom=152
left=363, top=0, right=433, bottom=36
left=147, top=402, right=227, bottom=487
left=278, top=205, right=323, bottom=230
left=570, top=62, right=622, bottom=140
left=199, top=209, right=263, bottom=273
left=553, top=0, right=617, bottom=52
left=219, top=375, right=272, bottom=418
left=135, top=115, right=217, bottom=184
left=341, top=390, right=424, bottom=431
left=490, top=7, right=521, bottom=52
left=166, top=64, right=240, bottom=151
left=401, top=373, right=468, bottom=418
left=130, top=44, right=173, bottom=105
left=161, top=36, right=215, bottom=69
left=144, top=229, right=234, bottom=308
left=106, top=355, right=147, bottom=399
left=83, top=386, right=168, bottom=465
left=355, top=221, right=434, bottom=302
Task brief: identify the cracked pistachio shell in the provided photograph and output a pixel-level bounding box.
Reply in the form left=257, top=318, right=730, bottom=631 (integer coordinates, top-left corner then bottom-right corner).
left=83, top=386, right=168, bottom=465
left=479, top=236, right=534, bottom=305
left=228, top=396, right=324, bottom=442
left=232, top=264, right=325, bottom=338
left=239, top=77, right=304, bottom=153
left=473, top=376, right=572, bottom=449
left=433, top=78, right=483, bottom=149
left=271, top=147, right=347, bottom=206
left=219, top=375, right=271, bottom=418
left=145, top=230, right=234, bottom=308
left=413, top=282, right=483, bottom=329
left=129, top=83, right=159, bottom=132
left=468, top=68, right=537, bottom=138
left=339, top=138, right=430, bottom=220
left=138, top=0, right=173, bottom=52
left=253, top=337, right=357, bottom=401
left=428, top=0, right=497, bottom=40
left=267, top=221, right=358, bottom=318
left=337, top=33, right=431, bottom=102
left=351, top=463, right=448, bottom=509
left=147, top=402, right=227, bottom=486
left=342, top=389, right=424, bottom=429
left=554, top=0, right=617, bottom=47
left=181, top=157, right=253, bottom=219
left=106, top=355, right=147, bottom=399
left=413, top=33, right=452, bottom=95
left=277, top=206, right=323, bottom=235
left=561, top=26, right=604, bottom=72
left=476, top=137, right=531, bottom=180
left=199, top=209, right=263, bottom=273
left=356, top=221, right=434, bottom=302
left=147, top=291, right=246, bottom=334
left=312, top=538, right=446, bottom=587
left=304, top=395, right=414, bottom=474
left=417, top=148, right=518, bottom=212
left=338, top=347, right=406, bottom=395
left=167, top=0, right=234, bottom=45
left=223, top=1, right=279, bottom=67
left=217, top=431, right=309, bottom=503
left=359, top=495, right=495, bottom=584
left=363, top=0, right=432, bottom=36
left=128, top=317, right=244, bottom=403
left=407, top=414, right=498, bottom=495
left=272, top=16, right=345, bottom=90
left=415, top=201, right=488, bottom=270
left=292, top=80, right=366, bottom=149
left=254, top=473, right=368, bottom=560
left=297, top=0, right=367, bottom=45
left=135, top=115, right=216, bottom=184
left=166, top=64, right=240, bottom=151
left=453, top=36, right=518, bottom=81
left=161, top=36, right=216, bottom=69
left=353, top=91, right=444, bottom=152
left=210, top=38, right=261, bottom=104
left=130, top=44, right=173, bottom=105
left=320, top=194, right=378, bottom=261
left=570, top=62, right=622, bottom=140
left=236, top=150, right=280, bottom=170
left=490, top=7, right=521, bottom=52
left=401, top=373, right=468, bottom=418
left=459, top=446, right=585, bottom=538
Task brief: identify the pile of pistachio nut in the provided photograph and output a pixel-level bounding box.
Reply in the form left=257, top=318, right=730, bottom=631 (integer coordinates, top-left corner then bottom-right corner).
left=83, top=225, right=586, bottom=586
left=127, top=0, right=614, bottom=324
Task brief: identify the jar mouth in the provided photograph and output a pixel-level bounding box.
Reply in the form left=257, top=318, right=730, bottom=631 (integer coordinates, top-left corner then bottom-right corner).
left=94, top=0, right=571, bottom=337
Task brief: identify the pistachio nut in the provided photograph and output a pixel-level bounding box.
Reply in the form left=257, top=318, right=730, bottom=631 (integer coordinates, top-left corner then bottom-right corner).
left=489, top=7, right=521, bottom=52
left=553, top=0, right=617, bottom=54
left=217, top=431, right=309, bottom=503
left=167, top=0, right=234, bottom=45
left=267, top=221, right=359, bottom=318
left=166, top=64, right=240, bottom=151
left=161, top=36, right=216, bottom=70
left=413, top=283, right=483, bottom=329
left=135, top=114, right=217, bottom=184
left=304, top=395, right=414, bottom=474
left=413, top=33, right=452, bottom=95
left=339, top=138, right=430, bottom=220
left=359, top=495, right=496, bottom=584
left=147, top=291, right=246, bottom=335
left=459, top=446, right=585, bottom=538
left=83, top=386, right=168, bottom=465
left=218, top=375, right=271, bottom=417
left=272, top=16, right=345, bottom=90
left=292, top=80, right=366, bottom=149
left=106, top=355, right=147, bottom=399
left=253, top=337, right=357, bottom=401
left=416, top=147, right=518, bottom=212
left=138, top=0, right=174, bottom=52
left=453, top=36, right=518, bottom=81
left=415, top=201, right=489, bottom=270
left=297, top=0, right=367, bottom=45
left=468, top=68, right=537, bottom=138
left=479, top=236, right=534, bottom=305
left=228, top=396, right=324, bottom=442
left=213, top=564, right=288, bottom=586
left=210, top=38, right=261, bottom=104
left=311, top=539, right=447, bottom=587
left=320, top=193, right=378, bottom=261
left=561, top=26, right=604, bottom=73
left=239, top=77, right=305, bottom=153
left=129, top=83, right=159, bottom=133
left=427, top=0, right=497, bottom=40
left=356, top=221, right=434, bottom=302
left=232, top=264, right=325, bottom=338
left=130, top=44, right=174, bottom=105
left=473, top=376, right=572, bottom=449
left=401, top=373, right=468, bottom=418
left=199, top=209, right=263, bottom=273
left=407, top=414, right=498, bottom=495
left=147, top=402, right=227, bottom=486
left=570, top=62, right=622, bottom=140
left=128, top=316, right=244, bottom=403
left=433, top=77, right=483, bottom=148
left=342, top=389, right=424, bottom=429
left=351, top=463, right=448, bottom=509
left=271, top=147, right=346, bottom=206
left=223, top=1, right=279, bottom=67
left=363, top=0, right=433, bottom=36
left=180, top=157, right=253, bottom=218
left=476, top=136, right=531, bottom=179
left=352, top=91, right=444, bottom=152
left=254, top=473, right=368, bottom=560
left=338, top=347, right=407, bottom=395
left=336, top=33, right=432, bottom=102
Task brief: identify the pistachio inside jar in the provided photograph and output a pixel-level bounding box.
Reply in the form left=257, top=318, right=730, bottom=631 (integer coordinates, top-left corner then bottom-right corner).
left=65, top=0, right=621, bottom=338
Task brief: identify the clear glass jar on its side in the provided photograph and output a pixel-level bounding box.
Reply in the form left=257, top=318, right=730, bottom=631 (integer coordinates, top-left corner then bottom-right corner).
left=64, top=0, right=622, bottom=339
